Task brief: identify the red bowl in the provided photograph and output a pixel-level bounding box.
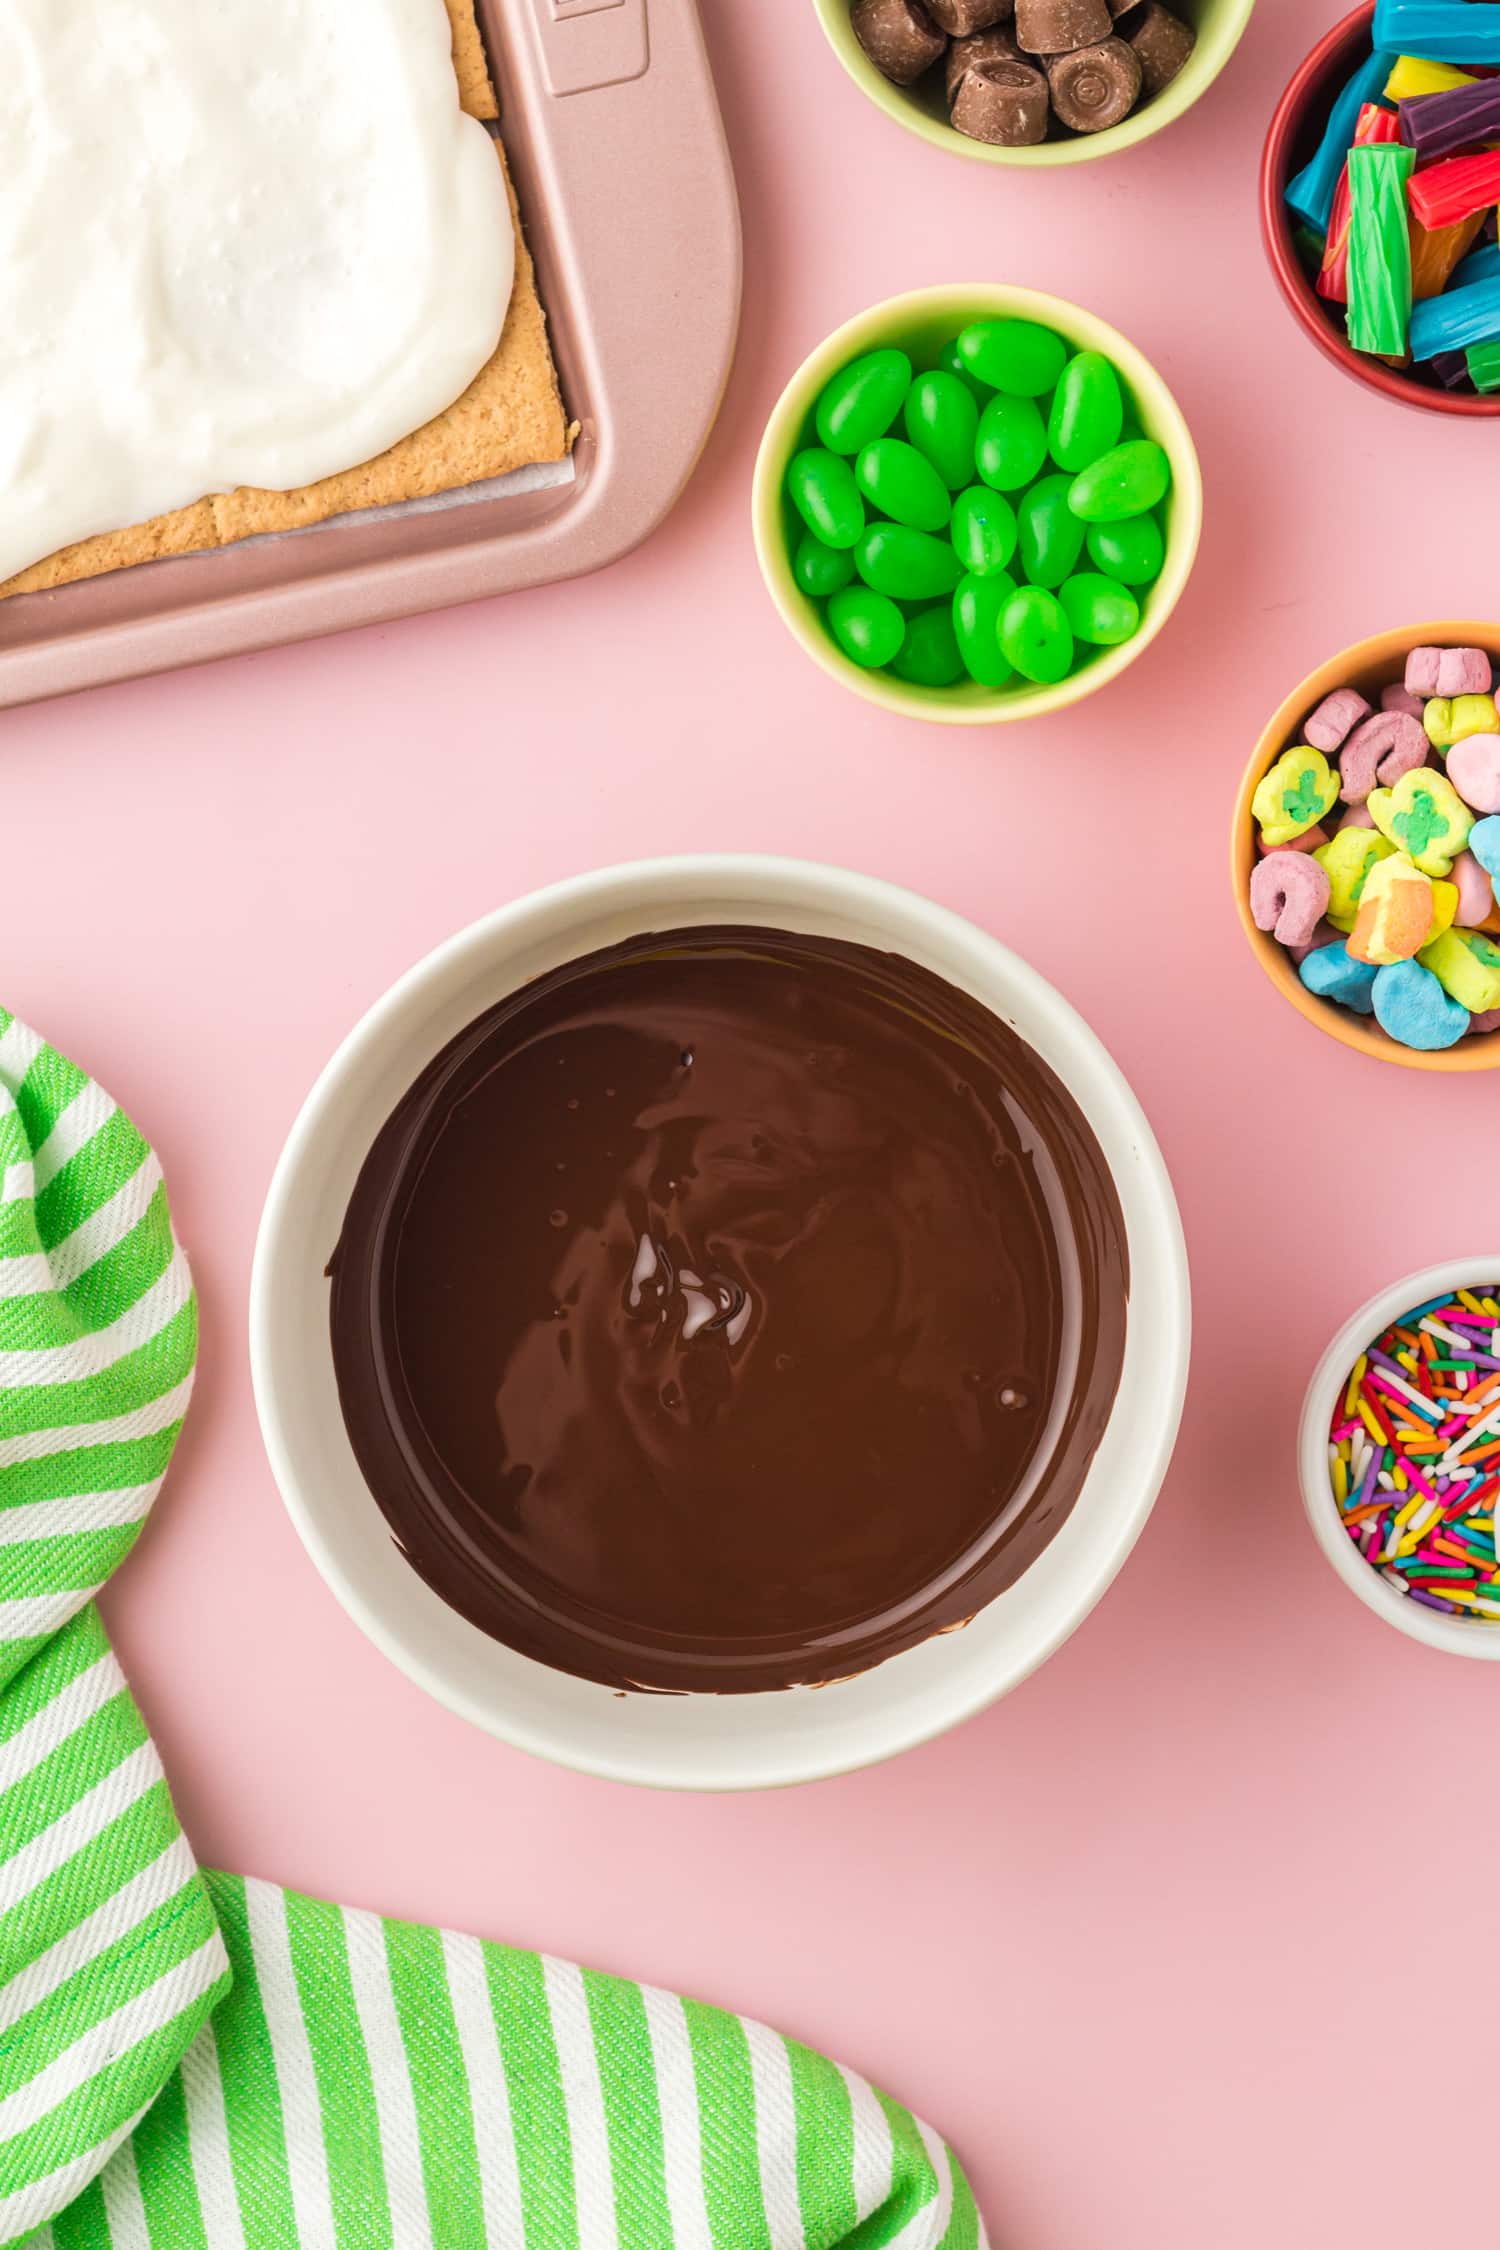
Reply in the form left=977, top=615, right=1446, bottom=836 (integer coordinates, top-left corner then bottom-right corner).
left=1260, top=3, right=1500, bottom=418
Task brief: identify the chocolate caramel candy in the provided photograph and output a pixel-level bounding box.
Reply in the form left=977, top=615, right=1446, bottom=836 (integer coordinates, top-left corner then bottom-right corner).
left=946, top=23, right=1021, bottom=97
left=1047, top=35, right=1142, bottom=128
left=1119, top=1, right=1195, bottom=96
left=1015, top=0, right=1111, bottom=54
left=851, top=0, right=947, bottom=83
left=951, top=55, right=1050, bottom=142
left=928, top=0, right=1013, bottom=34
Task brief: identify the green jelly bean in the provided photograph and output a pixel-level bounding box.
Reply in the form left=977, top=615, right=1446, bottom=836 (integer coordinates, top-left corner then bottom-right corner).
left=827, top=586, right=906, bottom=670
left=855, top=438, right=951, bottom=533
left=956, top=319, right=1069, bottom=398
left=1017, top=473, right=1087, bottom=590
left=1068, top=439, right=1172, bottom=525
left=1085, top=512, right=1165, bottom=587
left=1047, top=350, right=1124, bottom=474
left=1058, top=571, right=1140, bottom=647
left=938, top=339, right=991, bottom=401
left=787, top=448, right=864, bottom=549
left=974, top=394, right=1048, bottom=493
left=856, top=523, right=962, bottom=601
left=814, top=348, right=912, bottom=455
left=792, top=531, right=855, bottom=600
left=1000, top=586, right=1074, bottom=684
left=903, top=372, right=980, bottom=491
left=953, top=571, right=1017, bottom=688
left=889, top=604, right=965, bottom=688
left=950, top=485, right=1017, bottom=578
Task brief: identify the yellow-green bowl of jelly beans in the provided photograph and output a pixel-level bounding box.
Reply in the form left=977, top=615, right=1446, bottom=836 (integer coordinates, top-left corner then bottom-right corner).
left=751, top=285, right=1203, bottom=726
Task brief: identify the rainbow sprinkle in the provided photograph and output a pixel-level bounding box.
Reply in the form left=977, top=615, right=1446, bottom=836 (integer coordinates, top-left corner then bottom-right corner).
left=1329, top=1287, right=1500, bottom=1619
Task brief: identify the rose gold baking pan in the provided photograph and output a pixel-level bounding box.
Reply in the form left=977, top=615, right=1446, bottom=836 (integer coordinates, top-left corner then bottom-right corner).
left=0, top=0, right=741, bottom=709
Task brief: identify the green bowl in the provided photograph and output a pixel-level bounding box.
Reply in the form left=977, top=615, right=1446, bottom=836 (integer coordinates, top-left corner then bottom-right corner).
left=751, top=284, right=1203, bottom=726
left=811, top=0, right=1256, bottom=168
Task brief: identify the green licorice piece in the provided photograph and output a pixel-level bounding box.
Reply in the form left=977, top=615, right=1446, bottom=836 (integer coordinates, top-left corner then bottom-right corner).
left=1346, top=143, right=1416, bottom=357
left=1000, top=586, right=1074, bottom=684
left=955, top=319, right=1069, bottom=398
left=813, top=348, right=913, bottom=454
left=974, top=394, right=1048, bottom=493
left=827, top=586, right=906, bottom=670
left=1085, top=512, right=1164, bottom=587
left=953, top=571, right=1017, bottom=688
left=1047, top=350, right=1124, bottom=473
left=792, top=531, right=856, bottom=600
left=1067, top=439, right=1172, bottom=524
left=786, top=449, right=865, bottom=549
left=1017, top=474, right=1087, bottom=590
left=937, top=338, right=991, bottom=401
left=903, top=372, right=980, bottom=491
left=888, top=604, right=965, bottom=687
left=854, top=438, right=952, bottom=533
left=1468, top=338, right=1500, bottom=392
left=855, top=523, right=962, bottom=600
left=949, top=485, right=1018, bottom=578
left=1058, top=571, right=1140, bottom=647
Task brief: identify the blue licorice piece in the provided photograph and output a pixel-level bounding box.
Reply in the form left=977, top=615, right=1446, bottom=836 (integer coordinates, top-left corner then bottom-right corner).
left=1450, top=241, right=1500, bottom=296
left=1411, top=274, right=1500, bottom=359
left=1373, top=2, right=1500, bottom=65
left=1285, top=47, right=1396, bottom=235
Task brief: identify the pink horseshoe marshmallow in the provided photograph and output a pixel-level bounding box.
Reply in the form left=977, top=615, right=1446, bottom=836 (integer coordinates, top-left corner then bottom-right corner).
left=1250, top=849, right=1333, bottom=948
left=1338, top=711, right=1429, bottom=803
left=1303, top=687, right=1371, bottom=753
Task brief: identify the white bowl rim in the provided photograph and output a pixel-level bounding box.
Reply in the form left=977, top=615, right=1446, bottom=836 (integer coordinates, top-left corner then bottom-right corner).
left=250, top=854, right=1192, bottom=1788
left=1298, top=1256, right=1500, bottom=1660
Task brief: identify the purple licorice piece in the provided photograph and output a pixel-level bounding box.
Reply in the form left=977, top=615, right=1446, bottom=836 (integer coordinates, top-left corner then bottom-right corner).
left=1339, top=710, right=1430, bottom=802
left=1429, top=349, right=1476, bottom=389
left=1399, top=76, right=1500, bottom=163
left=1381, top=680, right=1426, bottom=721
left=1303, top=686, right=1371, bottom=753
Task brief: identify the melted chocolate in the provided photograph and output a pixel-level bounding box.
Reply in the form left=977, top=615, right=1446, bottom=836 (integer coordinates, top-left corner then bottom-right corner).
left=330, top=928, right=1128, bottom=1692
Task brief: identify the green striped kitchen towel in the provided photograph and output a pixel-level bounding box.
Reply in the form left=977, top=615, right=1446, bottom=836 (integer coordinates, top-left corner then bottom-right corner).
left=0, top=1012, right=985, bottom=2248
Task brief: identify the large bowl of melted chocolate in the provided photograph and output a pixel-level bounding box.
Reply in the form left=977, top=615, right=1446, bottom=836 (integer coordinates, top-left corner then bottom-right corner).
left=252, top=859, right=1188, bottom=1787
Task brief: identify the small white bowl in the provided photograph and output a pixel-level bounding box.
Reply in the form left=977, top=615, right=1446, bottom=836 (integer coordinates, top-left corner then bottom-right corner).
left=251, top=856, right=1190, bottom=1789
left=1299, top=1257, right=1500, bottom=1660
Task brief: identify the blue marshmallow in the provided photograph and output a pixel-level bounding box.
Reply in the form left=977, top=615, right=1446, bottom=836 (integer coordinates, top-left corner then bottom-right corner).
left=1372, top=958, right=1470, bottom=1050
left=1470, top=816, right=1500, bottom=881
left=1299, top=941, right=1380, bottom=1016
left=1285, top=49, right=1396, bottom=235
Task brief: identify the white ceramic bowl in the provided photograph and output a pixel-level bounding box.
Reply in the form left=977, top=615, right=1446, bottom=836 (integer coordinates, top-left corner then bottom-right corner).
left=1299, top=1257, right=1500, bottom=1661
left=251, top=857, right=1191, bottom=1789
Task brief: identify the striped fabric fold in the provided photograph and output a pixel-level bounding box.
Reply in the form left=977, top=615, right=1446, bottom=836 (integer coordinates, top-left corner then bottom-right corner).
left=0, top=1014, right=985, bottom=2248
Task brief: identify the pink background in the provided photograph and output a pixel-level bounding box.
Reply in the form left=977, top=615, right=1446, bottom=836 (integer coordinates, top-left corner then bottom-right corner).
left=5, top=2, right=1498, bottom=2241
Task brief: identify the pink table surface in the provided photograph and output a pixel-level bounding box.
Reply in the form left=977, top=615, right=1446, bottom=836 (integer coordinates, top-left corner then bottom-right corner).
left=5, top=2, right=1497, bottom=2240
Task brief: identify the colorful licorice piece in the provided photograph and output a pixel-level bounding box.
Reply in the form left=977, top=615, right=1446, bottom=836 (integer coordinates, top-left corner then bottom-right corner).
left=956, top=319, right=1069, bottom=399
left=1338, top=710, right=1429, bottom=802
left=888, top=604, right=966, bottom=687
left=855, top=438, right=953, bottom=533
left=1058, top=571, right=1139, bottom=646
left=1418, top=925, right=1500, bottom=1013
left=814, top=349, right=912, bottom=454
left=1085, top=513, right=1163, bottom=587
left=1047, top=351, right=1123, bottom=472
left=1000, top=586, right=1074, bottom=684
left=1368, top=767, right=1473, bottom=875
left=1371, top=2, right=1500, bottom=69
left=1285, top=47, right=1395, bottom=234
left=950, top=485, right=1018, bottom=578
left=1253, top=746, right=1340, bottom=848
left=1251, top=849, right=1333, bottom=947
left=855, top=523, right=963, bottom=600
left=1410, top=270, right=1500, bottom=355
left=1319, top=104, right=1402, bottom=305
left=1384, top=55, right=1475, bottom=100
left=793, top=532, right=857, bottom=600
left=787, top=449, right=865, bottom=549
left=827, top=586, right=906, bottom=669
left=1452, top=849, right=1497, bottom=927
left=1372, top=955, right=1471, bottom=1049
left=1469, top=815, right=1500, bottom=880
left=1300, top=940, right=1380, bottom=1014
left=1448, top=735, right=1500, bottom=814
left=1408, top=151, right=1500, bottom=232
left=1399, top=75, right=1500, bottom=162
left=975, top=393, right=1049, bottom=492
left=1407, top=644, right=1492, bottom=697
left=1314, top=828, right=1395, bottom=925
left=1017, top=475, right=1088, bottom=588
left=1422, top=695, right=1498, bottom=750
left=1305, top=686, right=1372, bottom=754
left=902, top=372, right=981, bottom=493
left=953, top=571, right=1017, bottom=687
left=1067, top=439, right=1171, bottom=524
left=1345, top=143, right=1416, bottom=356
left=1347, top=852, right=1434, bottom=963
left=1410, top=211, right=1486, bottom=303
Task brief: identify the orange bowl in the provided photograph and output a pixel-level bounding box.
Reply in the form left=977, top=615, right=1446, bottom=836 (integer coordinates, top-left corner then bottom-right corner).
left=1232, top=622, right=1500, bottom=1073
